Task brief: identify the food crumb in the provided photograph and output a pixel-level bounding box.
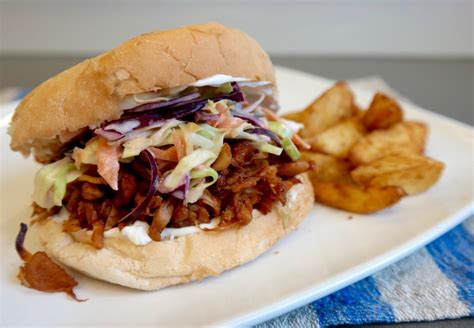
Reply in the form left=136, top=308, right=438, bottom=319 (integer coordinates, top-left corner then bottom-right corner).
left=347, top=216, right=353, bottom=220
left=273, top=251, right=280, bottom=255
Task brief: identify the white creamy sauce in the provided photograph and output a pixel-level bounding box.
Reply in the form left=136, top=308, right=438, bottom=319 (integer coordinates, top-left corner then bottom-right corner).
left=51, top=207, right=70, bottom=222
left=121, top=221, right=153, bottom=246
left=287, top=183, right=303, bottom=208
left=252, top=208, right=262, bottom=218
left=105, top=120, right=140, bottom=134
left=281, top=118, right=304, bottom=133
left=238, top=80, right=271, bottom=88
left=160, top=218, right=220, bottom=241
left=103, top=227, right=122, bottom=238
left=119, top=74, right=271, bottom=110
left=190, top=74, right=249, bottom=87
left=160, top=226, right=200, bottom=241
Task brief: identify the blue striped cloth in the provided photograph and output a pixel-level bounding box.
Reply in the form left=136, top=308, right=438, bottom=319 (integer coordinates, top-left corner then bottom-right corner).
left=2, top=86, right=472, bottom=327
left=259, top=217, right=473, bottom=327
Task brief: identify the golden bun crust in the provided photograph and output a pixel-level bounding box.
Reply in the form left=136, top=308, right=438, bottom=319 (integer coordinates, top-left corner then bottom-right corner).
left=9, top=22, right=275, bottom=156
left=35, top=174, right=313, bottom=290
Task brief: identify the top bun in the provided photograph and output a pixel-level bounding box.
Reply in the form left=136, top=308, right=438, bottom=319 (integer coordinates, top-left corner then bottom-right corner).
left=9, top=22, right=275, bottom=158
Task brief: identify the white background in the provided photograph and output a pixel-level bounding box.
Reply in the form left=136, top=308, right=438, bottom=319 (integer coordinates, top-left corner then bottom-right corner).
left=1, top=0, right=473, bottom=57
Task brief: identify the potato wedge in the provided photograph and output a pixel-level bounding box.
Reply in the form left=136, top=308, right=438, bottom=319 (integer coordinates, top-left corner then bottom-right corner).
left=352, top=103, right=364, bottom=118
left=282, top=111, right=305, bottom=122
left=298, top=82, right=355, bottom=138
left=301, top=151, right=352, bottom=184
left=309, top=118, right=366, bottom=158
left=313, top=181, right=405, bottom=214
left=363, top=92, right=403, bottom=130
left=351, top=154, right=444, bottom=195
left=348, top=121, right=427, bottom=165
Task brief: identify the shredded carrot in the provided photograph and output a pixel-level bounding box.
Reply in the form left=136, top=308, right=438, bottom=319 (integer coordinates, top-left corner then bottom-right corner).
left=262, top=108, right=311, bottom=150
left=290, top=132, right=311, bottom=150
left=261, top=107, right=280, bottom=121
left=216, top=115, right=244, bottom=129
left=172, top=130, right=186, bottom=160
left=149, top=146, right=178, bottom=162
left=215, top=101, right=228, bottom=113
left=97, top=138, right=121, bottom=190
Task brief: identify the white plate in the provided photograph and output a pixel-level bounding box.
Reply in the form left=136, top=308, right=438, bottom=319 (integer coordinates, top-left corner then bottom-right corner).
left=1, top=67, right=473, bottom=327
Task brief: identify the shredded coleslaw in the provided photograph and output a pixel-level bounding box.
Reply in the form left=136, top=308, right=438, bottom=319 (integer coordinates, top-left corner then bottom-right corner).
left=33, top=82, right=304, bottom=208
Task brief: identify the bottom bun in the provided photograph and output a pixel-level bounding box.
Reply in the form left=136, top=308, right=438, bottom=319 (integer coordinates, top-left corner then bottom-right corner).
left=35, top=173, right=314, bottom=290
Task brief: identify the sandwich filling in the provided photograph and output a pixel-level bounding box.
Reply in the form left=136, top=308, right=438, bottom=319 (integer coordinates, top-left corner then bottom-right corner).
left=31, top=79, right=311, bottom=248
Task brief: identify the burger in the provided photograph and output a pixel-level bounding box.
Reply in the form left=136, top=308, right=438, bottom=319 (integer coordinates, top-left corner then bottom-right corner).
left=9, top=22, right=314, bottom=293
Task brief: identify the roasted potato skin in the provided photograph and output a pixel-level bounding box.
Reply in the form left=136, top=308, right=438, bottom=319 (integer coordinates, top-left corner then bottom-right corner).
left=309, top=118, right=366, bottom=158
left=348, top=121, right=427, bottom=165
left=282, top=111, right=305, bottom=122
left=301, top=151, right=352, bottom=184
left=295, top=82, right=356, bottom=138
left=351, top=154, right=444, bottom=195
left=313, top=181, right=405, bottom=214
left=362, top=92, right=403, bottom=130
